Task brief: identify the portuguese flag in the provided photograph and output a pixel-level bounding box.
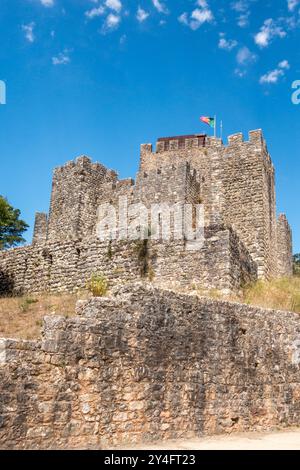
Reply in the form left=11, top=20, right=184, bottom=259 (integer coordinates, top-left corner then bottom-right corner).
left=200, top=116, right=215, bottom=128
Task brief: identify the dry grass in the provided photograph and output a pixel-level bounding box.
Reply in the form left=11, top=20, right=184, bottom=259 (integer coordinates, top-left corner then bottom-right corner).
left=239, top=277, right=300, bottom=313
left=191, top=277, right=300, bottom=313
left=0, top=291, right=90, bottom=340
left=178, top=277, right=300, bottom=314
left=1, top=277, right=299, bottom=340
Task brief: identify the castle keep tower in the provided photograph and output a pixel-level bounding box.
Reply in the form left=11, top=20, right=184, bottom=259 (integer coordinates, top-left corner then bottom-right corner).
left=222, top=130, right=278, bottom=279
left=138, top=130, right=293, bottom=279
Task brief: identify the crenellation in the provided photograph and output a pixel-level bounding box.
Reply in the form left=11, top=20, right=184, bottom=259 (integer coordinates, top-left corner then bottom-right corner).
left=206, top=136, right=223, bottom=147
left=228, top=132, right=244, bottom=145
left=156, top=141, right=165, bottom=153
left=140, top=143, right=152, bottom=153
left=76, top=155, right=92, bottom=166
left=249, top=129, right=263, bottom=144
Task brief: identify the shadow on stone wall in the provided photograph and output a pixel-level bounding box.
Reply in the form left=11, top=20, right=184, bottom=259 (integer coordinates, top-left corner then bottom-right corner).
left=0, top=270, right=15, bottom=296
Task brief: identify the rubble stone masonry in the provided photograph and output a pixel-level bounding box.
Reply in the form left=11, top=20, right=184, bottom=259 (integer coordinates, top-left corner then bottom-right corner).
left=0, top=226, right=256, bottom=295
left=0, top=284, right=300, bottom=449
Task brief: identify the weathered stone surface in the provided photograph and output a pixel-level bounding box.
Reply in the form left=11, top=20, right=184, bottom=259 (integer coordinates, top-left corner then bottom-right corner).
left=277, top=214, right=293, bottom=277
left=0, top=226, right=256, bottom=296
left=0, top=284, right=300, bottom=450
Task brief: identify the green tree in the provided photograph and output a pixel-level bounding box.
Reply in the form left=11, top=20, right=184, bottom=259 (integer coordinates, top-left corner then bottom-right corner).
left=0, top=196, right=28, bottom=250
left=293, top=254, right=300, bottom=276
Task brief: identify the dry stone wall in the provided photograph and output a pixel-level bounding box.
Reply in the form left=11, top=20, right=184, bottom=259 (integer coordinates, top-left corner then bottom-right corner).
left=1, top=284, right=300, bottom=450
left=0, top=225, right=257, bottom=296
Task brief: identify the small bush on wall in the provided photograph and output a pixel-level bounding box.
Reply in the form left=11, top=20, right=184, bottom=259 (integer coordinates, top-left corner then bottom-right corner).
left=86, top=273, right=108, bottom=297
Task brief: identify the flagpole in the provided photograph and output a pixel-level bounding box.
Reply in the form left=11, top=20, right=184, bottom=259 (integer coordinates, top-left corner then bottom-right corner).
left=220, top=120, right=223, bottom=141
left=214, top=115, right=217, bottom=138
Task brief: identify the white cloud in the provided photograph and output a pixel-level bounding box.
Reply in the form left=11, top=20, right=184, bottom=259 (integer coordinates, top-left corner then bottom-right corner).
left=152, top=0, right=168, bottom=14
left=231, top=0, right=248, bottom=12
left=231, top=1, right=252, bottom=28
left=178, top=2, right=213, bottom=30
left=237, top=12, right=249, bottom=27
left=259, top=60, right=290, bottom=84
left=259, top=69, right=283, bottom=84
left=278, top=59, right=290, bottom=69
left=52, top=50, right=70, bottom=65
left=191, top=8, right=213, bottom=24
left=85, top=6, right=105, bottom=19
left=86, top=1, right=122, bottom=21
left=234, top=68, right=247, bottom=78
left=254, top=19, right=286, bottom=48
left=40, top=0, right=54, bottom=6
left=236, top=46, right=256, bottom=65
left=288, top=0, right=300, bottom=12
left=105, top=0, right=122, bottom=13
left=102, top=13, right=121, bottom=32
left=218, top=33, right=238, bottom=51
left=22, top=23, right=35, bottom=43
left=136, top=6, right=149, bottom=22
left=178, top=13, right=189, bottom=26
left=196, top=0, right=208, bottom=6
left=235, top=46, right=256, bottom=77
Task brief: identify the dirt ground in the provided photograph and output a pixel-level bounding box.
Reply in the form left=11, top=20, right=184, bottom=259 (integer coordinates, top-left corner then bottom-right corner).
left=115, top=428, right=300, bottom=450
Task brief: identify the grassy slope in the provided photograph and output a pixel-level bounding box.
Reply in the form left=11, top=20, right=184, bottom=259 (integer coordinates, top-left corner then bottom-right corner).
left=0, top=292, right=89, bottom=340
left=241, top=277, right=300, bottom=313
left=0, top=277, right=299, bottom=339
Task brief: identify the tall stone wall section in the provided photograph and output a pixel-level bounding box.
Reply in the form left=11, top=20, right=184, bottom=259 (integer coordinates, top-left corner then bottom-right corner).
left=222, top=130, right=278, bottom=279
left=139, top=137, right=224, bottom=227
left=1, top=284, right=300, bottom=450
left=0, top=226, right=257, bottom=296
left=32, top=212, right=48, bottom=245
left=277, top=214, right=293, bottom=276
left=135, top=161, right=199, bottom=207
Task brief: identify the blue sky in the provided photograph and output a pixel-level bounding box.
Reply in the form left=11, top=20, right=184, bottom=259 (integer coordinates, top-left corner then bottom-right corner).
left=0, top=0, right=299, bottom=251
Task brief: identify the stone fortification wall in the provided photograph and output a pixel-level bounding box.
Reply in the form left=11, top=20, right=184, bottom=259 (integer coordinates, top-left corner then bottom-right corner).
left=0, top=225, right=257, bottom=296
left=1, top=284, right=300, bottom=449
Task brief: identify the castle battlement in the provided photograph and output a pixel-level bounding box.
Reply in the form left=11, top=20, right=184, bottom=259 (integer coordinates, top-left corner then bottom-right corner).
left=141, top=129, right=267, bottom=154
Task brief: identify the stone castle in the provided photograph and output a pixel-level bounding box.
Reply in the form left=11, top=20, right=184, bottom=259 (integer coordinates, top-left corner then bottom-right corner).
left=0, top=129, right=293, bottom=296
left=0, top=129, right=299, bottom=450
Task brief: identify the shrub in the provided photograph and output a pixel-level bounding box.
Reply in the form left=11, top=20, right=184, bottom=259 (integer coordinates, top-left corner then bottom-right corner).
left=86, top=273, right=108, bottom=297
